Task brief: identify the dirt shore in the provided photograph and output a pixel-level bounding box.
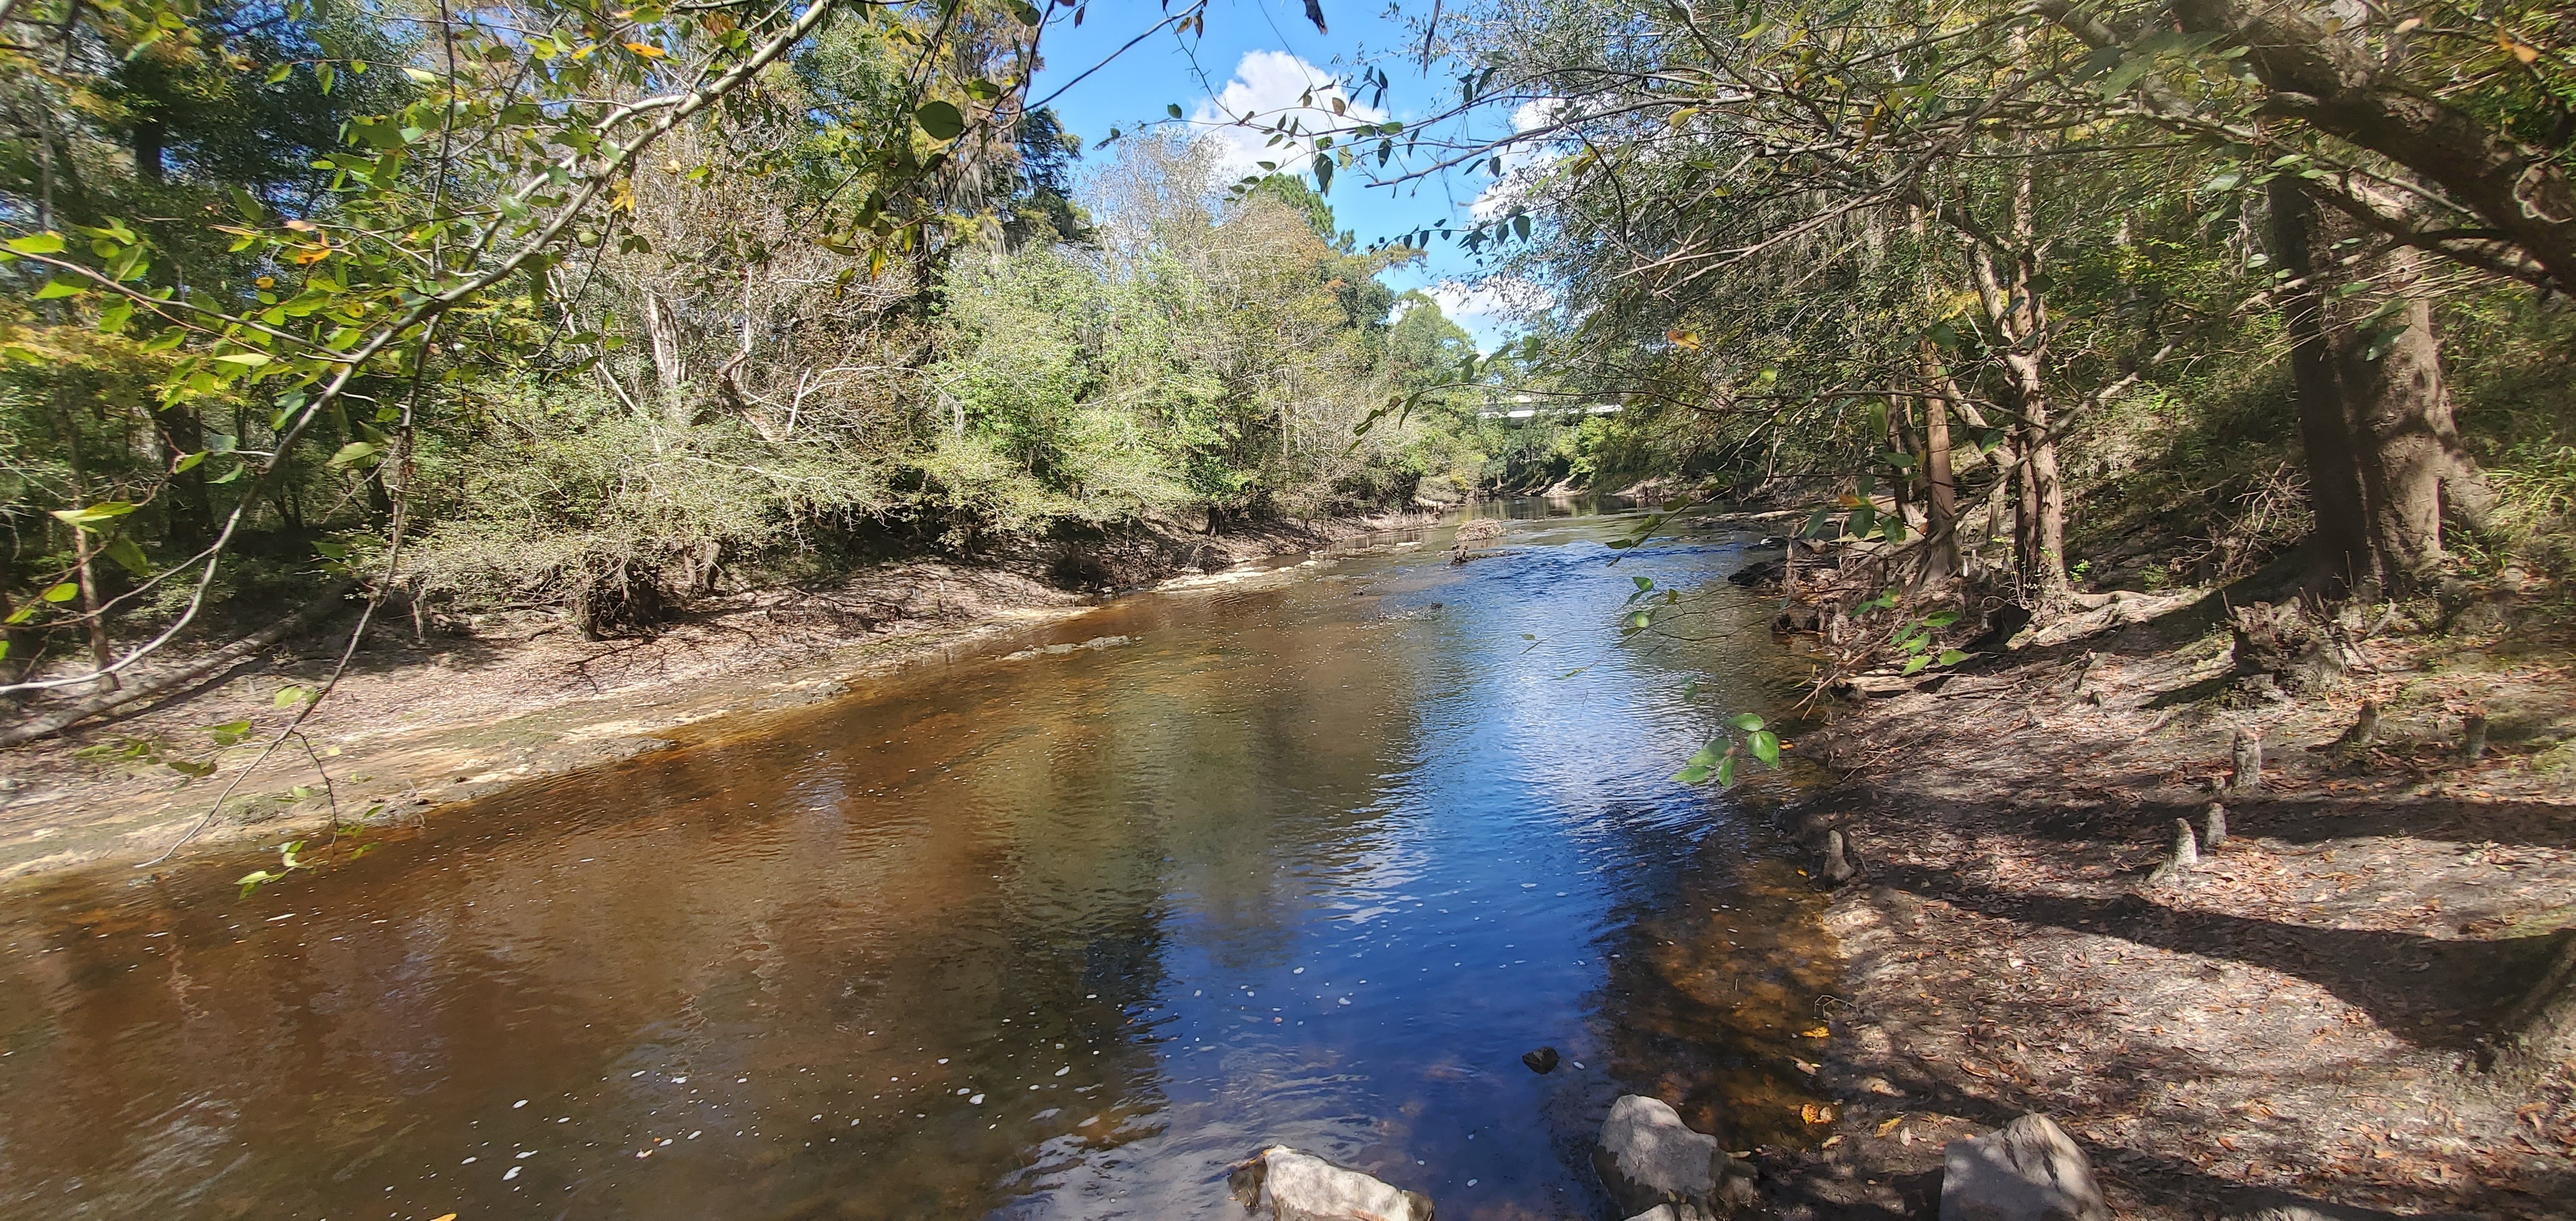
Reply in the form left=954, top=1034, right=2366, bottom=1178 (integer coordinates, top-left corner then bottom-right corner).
left=1741, top=589, right=2576, bottom=1219
left=0, top=514, right=1424, bottom=887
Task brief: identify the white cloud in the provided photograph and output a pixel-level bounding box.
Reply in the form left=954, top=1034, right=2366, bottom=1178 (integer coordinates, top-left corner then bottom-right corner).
left=1191, top=50, right=1388, bottom=181
left=1471, top=98, right=1566, bottom=220
left=1428, top=276, right=1555, bottom=347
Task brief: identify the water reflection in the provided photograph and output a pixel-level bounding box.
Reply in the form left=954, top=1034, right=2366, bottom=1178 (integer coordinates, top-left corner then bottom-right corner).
left=0, top=506, right=1833, bottom=1221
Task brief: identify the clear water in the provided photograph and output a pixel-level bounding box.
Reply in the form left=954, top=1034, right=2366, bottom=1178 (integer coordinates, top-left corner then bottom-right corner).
left=0, top=503, right=1836, bottom=1220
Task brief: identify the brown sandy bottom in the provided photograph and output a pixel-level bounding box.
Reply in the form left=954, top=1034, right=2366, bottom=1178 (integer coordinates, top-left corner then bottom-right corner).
left=0, top=515, right=1420, bottom=886
left=1713, top=606, right=2576, bottom=1220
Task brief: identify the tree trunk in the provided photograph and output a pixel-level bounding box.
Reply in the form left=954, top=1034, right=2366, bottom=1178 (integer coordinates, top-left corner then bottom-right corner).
left=2269, top=177, right=2376, bottom=589
left=1917, top=345, right=1961, bottom=578
left=643, top=290, right=691, bottom=428
left=71, top=529, right=117, bottom=693
left=155, top=405, right=214, bottom=551
left=2270, top=179, right=2485, bottom=595
left=132, top=117, right=164, bottom=187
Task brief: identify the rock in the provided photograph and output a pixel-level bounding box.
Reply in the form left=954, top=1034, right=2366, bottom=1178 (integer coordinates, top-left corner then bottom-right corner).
left=1726, top=559, right=1783, bottom=587
left=1625, top=1208, right=1687, bottom=1221
left=1228, top=1146, right=1433, bottom=1221
left=1521, top=1047, right=1560, bottom=1074
left=1938, top=1113, right=2108, bottom=1221
left=2201, top=802, right=2227, bottom=850
left=1594, top=1095, right=1755, bottom=1220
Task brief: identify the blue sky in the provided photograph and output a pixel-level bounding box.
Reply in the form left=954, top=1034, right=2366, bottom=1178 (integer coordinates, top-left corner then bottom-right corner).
left=1025, top=1, right=1538, bottom=349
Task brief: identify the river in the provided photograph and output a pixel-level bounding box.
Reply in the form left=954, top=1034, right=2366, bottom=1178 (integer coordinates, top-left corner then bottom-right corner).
left=0, top=502, right=1838, bottom=1220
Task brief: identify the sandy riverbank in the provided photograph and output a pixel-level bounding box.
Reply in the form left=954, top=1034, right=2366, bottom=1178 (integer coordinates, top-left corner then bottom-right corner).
left=1728, top=586, right=2576, bottom=1219
left=0, top=514, right=1429, bottom=886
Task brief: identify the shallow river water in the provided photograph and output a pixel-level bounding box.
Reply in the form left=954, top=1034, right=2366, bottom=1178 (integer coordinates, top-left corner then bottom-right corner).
left=0, top=503, right=1840, bottom=1220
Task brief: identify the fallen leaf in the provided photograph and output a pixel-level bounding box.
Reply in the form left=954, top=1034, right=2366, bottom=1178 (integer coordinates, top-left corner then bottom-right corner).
left=1802, top=1026, right=1831, bottom=1039
left=1876, top=1116, right=1903, bottom=1137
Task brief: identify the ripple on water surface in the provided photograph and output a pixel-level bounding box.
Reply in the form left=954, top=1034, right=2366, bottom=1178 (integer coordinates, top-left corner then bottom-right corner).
left=0, top=505, right=1837, bottom=1220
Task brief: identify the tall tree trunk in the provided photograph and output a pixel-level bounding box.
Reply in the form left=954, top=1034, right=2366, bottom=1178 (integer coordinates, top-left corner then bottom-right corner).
left=155, top=405, right=213, bottom=551
left=70, top=528, right=116, bottom=693
left=2331, top=248, right=2487, bottom=592
left=132, top=117, right=164, bottom=187
left=2269, top=177, right=2376, bottom=589
left=2270, top=179, right=2485, bottom=594
left=1917, top=344, right=1961, bottom=578
left=643, top=290, right=691, bottom=428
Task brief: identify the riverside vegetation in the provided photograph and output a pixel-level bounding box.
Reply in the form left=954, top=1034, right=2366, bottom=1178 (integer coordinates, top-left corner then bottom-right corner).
left=1, top=0, right=2573, bottom=1216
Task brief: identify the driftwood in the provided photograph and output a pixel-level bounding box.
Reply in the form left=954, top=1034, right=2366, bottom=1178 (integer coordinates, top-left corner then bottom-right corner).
left=0, top=579, right=360, bottom=748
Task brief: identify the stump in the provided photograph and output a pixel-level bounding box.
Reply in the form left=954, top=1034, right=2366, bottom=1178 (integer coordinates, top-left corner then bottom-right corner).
left=2229, top=731, right=2263, bottom=794
left=2462, top=710, right=2489, bottom=762
left=2201, top=802, right=2227, bottom=851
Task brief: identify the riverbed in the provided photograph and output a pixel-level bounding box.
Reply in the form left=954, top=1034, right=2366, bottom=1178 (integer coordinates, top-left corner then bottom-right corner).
left=0, top=503, right=1838, bottom=1220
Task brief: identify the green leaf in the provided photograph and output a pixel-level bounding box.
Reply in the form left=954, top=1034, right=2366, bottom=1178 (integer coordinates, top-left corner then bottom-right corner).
left=1312, top=152, right=1334, bottom=193
left=1670, top=763, right=1713, bottom=784
left=205, top=719, right=254, bottom=745
left=1167, top=103, right=1183, bottom=119
left=328, top=441, right=380, bottom=468
left=1010, top=1, right=1043, bottom=23
left=51, top=501, right=139, bottom=527
left=1726, top=712, right=1765, bottom=732
left=1900, top=655, right=1930, bottom=676
left=97, top=298, right=134, bottom=332
left=1715, top=755, right=1739, bottom=787
left=164, top=758, right=217, bottom=778
left=34, top=278, right=82, bottom=299
left=212, top=352, right=273, bottom=367
left=102, top=537, right=150, bottom=576
left=915, top=101, right=967, bottom=140
left=174, top=450, right=206, bottom=473
left=403, top=66, right=439, bottom=84
left=4, top=232, right=65, bottom=255
left=274, top=684, right=309, bottom=708
left=1936, top=649, right=1968, bottom=666
left=1747, top=729, right=1781, bottom=766
left=1921, top=610, right=1961, bottom=627
left=6, top=600, right=40, bottom=621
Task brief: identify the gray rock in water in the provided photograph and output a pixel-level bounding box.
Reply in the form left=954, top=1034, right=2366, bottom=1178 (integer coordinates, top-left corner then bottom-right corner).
left=1624, top=1208, right=1687, bottom=1221
left=1939, top=1113, right=2109, bottom=1221
left=1229, top=1146, right=1433, bottom=1221
left=1594, top=1095, right=1755, bottom=1221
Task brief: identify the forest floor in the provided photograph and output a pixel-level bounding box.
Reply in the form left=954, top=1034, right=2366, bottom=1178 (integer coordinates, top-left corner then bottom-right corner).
left=1737, top=577, right=2576, bottom=1220
left=0, top=514, right=1421, bottom=887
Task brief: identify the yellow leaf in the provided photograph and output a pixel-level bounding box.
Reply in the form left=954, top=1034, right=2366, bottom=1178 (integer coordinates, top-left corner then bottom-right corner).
left=1876, top=1116, right=1903, bottom=1136
left=432, top=1215, right=458, bottom=1221
left=1800, top=1103, right=1836, bottom=1125
left=1665, top=328, right=1702, bottom=350
left=1802, top=1025, right=1831, bottom=1039
left=624, top=41, right=666, bottom=58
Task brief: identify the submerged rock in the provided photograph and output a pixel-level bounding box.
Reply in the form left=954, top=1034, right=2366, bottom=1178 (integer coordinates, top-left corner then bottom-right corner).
left=1228, top=1145, right=1433, bottom=1221
left=1594, top=1095, right=1755, bottom=1220
left=1521, top=1047, right=1560, bottom=1074
left=1938, top=1112, right=2109, bottom=1221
